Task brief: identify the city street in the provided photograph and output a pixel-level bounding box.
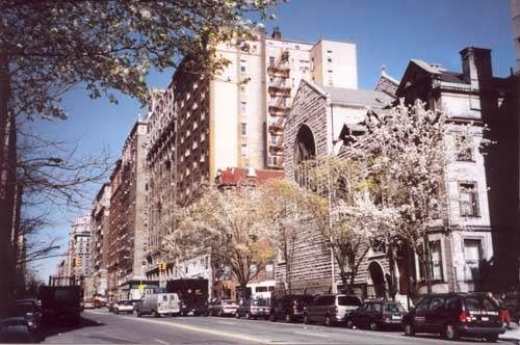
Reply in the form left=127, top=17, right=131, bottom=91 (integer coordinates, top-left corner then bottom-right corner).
left=38, top=309, right=518, bottom=345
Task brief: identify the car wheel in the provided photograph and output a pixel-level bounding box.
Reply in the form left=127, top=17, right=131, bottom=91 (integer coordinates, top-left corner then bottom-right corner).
left=245, top=312, right=251, bottom=320
left=444, top=324, right=459, bottom=340
left=324, top=315, right=332, bottom=327
left=346, top=319, right=355, bottom=329
left=303, top=313, right=310, bottom=324
left=285, top=313, right=292, bottom=323
left=485, top=334, right=499, bottom=343
left=403, top=322, right=415, bottom=336
left=136, top=310, right=142, bottom=318
left=218, top=310, right=223, bottom=317
left=153, top=310, right=160, bottom=318
left=114, top=309, right=119, bottom=315
left=369, top=321, right=378, bottom=331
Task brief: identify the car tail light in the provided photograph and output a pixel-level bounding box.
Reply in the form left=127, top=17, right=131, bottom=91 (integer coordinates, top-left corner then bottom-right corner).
left=459, top=311, right=468, bottom=323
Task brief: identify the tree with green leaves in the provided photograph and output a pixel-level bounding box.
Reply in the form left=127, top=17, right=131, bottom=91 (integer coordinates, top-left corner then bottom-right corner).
left=171, top=184, right=276, bottom=300
left=0, top=0, right=282, bottom=304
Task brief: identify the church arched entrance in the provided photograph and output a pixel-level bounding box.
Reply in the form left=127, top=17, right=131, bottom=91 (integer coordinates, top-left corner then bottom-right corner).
left=368, top=261, right=385, bottom=298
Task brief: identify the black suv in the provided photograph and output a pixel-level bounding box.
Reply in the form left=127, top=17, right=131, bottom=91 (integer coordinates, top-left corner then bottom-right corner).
left=402, top=292, right=505, bottom=342
left=269, top=294, right=315, bottom=323
left=345, top=299, right=407, bottom=331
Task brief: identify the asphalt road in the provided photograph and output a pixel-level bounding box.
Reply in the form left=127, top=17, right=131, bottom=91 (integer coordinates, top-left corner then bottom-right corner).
left=39, top=309, right=517, bottom=344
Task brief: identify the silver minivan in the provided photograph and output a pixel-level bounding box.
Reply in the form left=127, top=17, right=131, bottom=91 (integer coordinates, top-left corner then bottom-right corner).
left=135, top=293, right=181, bottom=317
left=303, top=294, right=362, bottom=326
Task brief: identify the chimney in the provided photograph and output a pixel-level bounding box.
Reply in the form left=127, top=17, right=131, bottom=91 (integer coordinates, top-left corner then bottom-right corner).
left=460, top=47, right=492, bottom=90
left=271, top=27, right=282, bottom=40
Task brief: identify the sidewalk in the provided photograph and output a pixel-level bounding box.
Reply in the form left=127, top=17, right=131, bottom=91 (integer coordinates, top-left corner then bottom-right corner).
left=500, top=322, right=520, bottom=343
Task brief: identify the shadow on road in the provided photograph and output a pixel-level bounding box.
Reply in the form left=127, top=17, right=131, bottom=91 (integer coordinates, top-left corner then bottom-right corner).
left=39, top=316, right=104, bottom=342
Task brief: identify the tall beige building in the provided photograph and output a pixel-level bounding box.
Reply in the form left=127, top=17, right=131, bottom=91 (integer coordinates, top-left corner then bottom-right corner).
left=145, top=28, right=359, bottom=284
left=69, top=215, right=91, bottom=280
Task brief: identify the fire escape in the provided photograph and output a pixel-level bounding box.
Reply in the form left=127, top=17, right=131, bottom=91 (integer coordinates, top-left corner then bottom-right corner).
left=267, top=50, right=290, bottom=169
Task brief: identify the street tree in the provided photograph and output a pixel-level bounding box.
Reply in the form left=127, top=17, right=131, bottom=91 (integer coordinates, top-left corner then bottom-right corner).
left=0, top=0, right=282, bottom=302
left=300, top=156, right=398, bottom=295
left=347, top=100, right=480, bottom=294
left=171, top=184, right=276, bottom=300
left=257, top=178, right=314, bottom=293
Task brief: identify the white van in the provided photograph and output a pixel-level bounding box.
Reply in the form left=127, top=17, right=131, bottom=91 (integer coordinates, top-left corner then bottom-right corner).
left=135, top=293, right=181, bottom=317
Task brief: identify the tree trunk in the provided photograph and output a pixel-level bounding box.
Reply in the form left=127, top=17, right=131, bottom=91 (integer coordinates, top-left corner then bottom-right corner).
left=0, top=49, right=17, bottom=314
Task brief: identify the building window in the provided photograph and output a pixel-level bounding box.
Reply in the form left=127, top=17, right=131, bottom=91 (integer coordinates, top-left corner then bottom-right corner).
left=269, top=56, right=275, bottom=67
left=456, top=135, right=473, bottom=161
left=249, top=263, right=257, bottom=277
left=241, top=123, right=247, bottom=136
left=459, top=182, right=479, bottom=217
left=430, top=240, right=443, bottom=281
left=240, top=101, right=247, bottom=114
left=265, top=264, right=274, bottom=280
left=240, top=59, right=247, bottom=73
left=464, top=239, right=482, bottom=281
left=241, top=144, right=248, bottom=157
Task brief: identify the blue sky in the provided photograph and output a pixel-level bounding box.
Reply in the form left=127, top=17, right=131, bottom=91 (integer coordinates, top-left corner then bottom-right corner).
left=32, top=0, right=514, bottom=281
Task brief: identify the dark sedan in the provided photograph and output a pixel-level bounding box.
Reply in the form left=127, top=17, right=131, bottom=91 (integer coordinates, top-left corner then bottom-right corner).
left=345, top=299, right=407, bottom=331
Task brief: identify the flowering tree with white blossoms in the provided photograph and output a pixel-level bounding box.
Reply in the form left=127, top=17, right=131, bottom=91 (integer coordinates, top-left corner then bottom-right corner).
left=300, top=156, right=399, bottom=294
left=257, top=178, right=317, bottom=293
left=347, top=100, right=476, bottom=293
left=171, top=184, right=276, bottom=300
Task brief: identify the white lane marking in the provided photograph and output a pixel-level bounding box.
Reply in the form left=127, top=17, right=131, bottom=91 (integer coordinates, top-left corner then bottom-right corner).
left=293, top=331, right=330, bottom=338
left=127, top=317, right=267, bottom=344
left=216, top=320, right=236, bottom=325
left=154, top=338, right=169, bottom=345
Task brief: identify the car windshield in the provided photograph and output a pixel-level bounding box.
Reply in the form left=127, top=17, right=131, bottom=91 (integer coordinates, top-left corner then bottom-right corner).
left=385, top=302, right=406, bottom=312
left=338, top=296, right=361, bottom=306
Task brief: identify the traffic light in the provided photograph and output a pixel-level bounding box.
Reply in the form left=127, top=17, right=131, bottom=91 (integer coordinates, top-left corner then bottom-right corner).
left=160, top=262, right=167, bottom=271
left=73, top=257, right=81, bottom=267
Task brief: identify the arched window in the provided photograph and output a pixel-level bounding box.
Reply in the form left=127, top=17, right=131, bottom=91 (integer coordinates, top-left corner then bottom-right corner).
left=293, top=125, right=316, bottom=187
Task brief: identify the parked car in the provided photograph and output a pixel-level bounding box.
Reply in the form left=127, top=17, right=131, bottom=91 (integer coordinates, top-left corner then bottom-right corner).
left=269, top=294, right=315, bottom=323
left=0, top=317, right=35, bottom=344
left=83, top=299, right=95, bottom=309
left=207, top=299, right=239, bottom=317
left=401, top=292, right=505, bottom=342
left=5, top=299, right=43, bottom=340
left=303, top=294, right=362, bottom=326
left=135, top=293, right=181, bottom=317
left=235, top=298, right=270, bottom=320
left=345, top=299, right=407, bottom=331
left=113, top=300, right=134, bottom=314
